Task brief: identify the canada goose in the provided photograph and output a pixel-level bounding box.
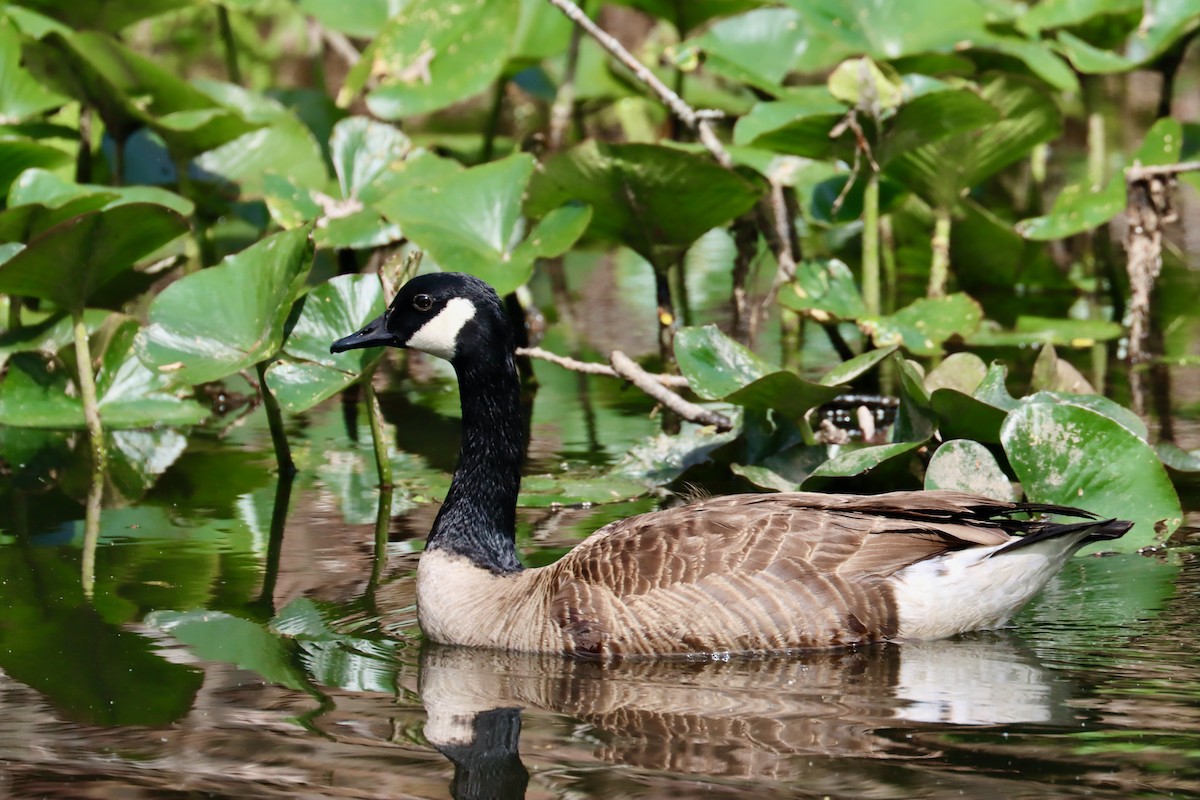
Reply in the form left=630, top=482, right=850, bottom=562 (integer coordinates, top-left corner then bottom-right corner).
left=331, top=273, right=1131, bottom=659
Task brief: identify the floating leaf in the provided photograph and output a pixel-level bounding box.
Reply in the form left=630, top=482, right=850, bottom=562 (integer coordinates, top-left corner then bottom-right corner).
left=613, top=424, right=741, bottom=487
left=861, top=294, right=983, bottom=356
left=298, top=0, right=404, bottom=38
left=1023, top=391, right=1147, bottom=441
left=1002, top=402, right=1180, bottom=553
left=264, top=275, right=386, bottom=413
left=518, top=474, right=648, bottom=508
left=732, top=445, right=829, bottom=491
left=136, top=227, right=314, bottom=385
left=725, top=372, right=842, bottom=419
left=0, top=203, right=188, bottom=312
left=343, top=0, right=517, bottom=118
left=925, top=439, right=1015, bottom=500
left=526, top=141, right=762, bottom=272
left=1156, top=442, right=1200, bottom=473
left=694, top=8, right=809, bottom=90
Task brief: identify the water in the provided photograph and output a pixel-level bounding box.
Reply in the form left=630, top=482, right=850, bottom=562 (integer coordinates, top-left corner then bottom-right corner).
left=3, top=246, right=1200, bottom=797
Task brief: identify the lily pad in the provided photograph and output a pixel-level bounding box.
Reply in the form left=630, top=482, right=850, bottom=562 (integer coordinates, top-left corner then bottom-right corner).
left=924, top=352, right=988, bottom=395
left=1156, top=442, right=1200, bottom=473
left=861, top=293, right=983, bottom=356
left=0, top=137, right=71, bottom=197
left=0, top=18, right=66, bottom=121
left=1022, top=391, right=1147, bottom=441
left=149, top=610, right=306, bottom=691
left=1031, top=344, right=1096, bottom=395
left=342, top=0, right=517, bottom=118
left=820, top=345, right=898, bottom=387
left=925, top=439, right=1015, bottom=501
left=806, top=440, right=925, bottom=480
left=1001, top=402, right=1181, bottom=553
left=725, top=372, right=843, bottom=419
left=732, top=445, right=830, bottom=491
left=931, top=388, right=1010, bottom=444
left=675, top=324, right=771, bottom=399
left=264, top=275, right=387, bottom=414
left=777, top=259, right=867, bottom=322
left=967, top=316, right=1124, bottom=348
left=378, top=153, right=590, bottom=295
left=0, top=203, right=188, bottom=312
left=693, top=7, right=808, bottom=90
left=518, top=474, right=649, bottom=508
left=136, top=227, right=315, bottom=385
left=613, top=424, right=741, bottom=487
left=526, top=141, right=762, bottom=272
left=893, top=357, right=936, bottom=443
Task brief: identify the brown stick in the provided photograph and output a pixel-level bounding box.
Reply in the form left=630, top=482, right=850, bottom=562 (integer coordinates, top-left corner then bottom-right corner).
left=610, top=351, right=732, bottom=431
left=517, top=346, right=689, bottom=388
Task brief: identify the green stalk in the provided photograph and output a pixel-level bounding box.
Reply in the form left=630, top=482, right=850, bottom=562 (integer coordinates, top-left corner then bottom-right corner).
left=216, top=4, right=243, bottom=85
left=72, top=310, right=106, bottom=470
left=256, top=361, right=295, bottom=476
left=81, top=461, right=103, bottom=599
left=927, top=206, right=952, bottom=299
left=363, top=369, right=393, bottom=488
left=880, top=215, right=898, bottom=314
left=481, top=79, right=505, bottom=162
left=862, top=171, right=881, bottom=316
left=1084, top=75, right=1107, bottom=390
left=7, top=296, right=20, bottom=332
left=367, top=485, right=394, bottom=602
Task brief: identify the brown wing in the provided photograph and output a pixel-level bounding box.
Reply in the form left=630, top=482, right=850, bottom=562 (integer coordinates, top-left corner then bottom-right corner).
left=545, top=490, right=1018, bottom=658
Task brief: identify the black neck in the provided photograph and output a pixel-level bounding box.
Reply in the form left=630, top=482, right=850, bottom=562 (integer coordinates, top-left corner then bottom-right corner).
left=426, top=349, right=525, bottom=574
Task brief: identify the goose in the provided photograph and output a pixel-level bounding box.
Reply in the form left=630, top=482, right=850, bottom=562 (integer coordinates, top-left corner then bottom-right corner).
left=330, top=272, right=1131, bottom=660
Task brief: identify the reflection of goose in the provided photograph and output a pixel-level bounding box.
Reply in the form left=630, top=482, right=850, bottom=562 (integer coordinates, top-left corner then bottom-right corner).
left=417, top=636, right=1071, bottom=789
left=332, top=274, right=1131, bottom=658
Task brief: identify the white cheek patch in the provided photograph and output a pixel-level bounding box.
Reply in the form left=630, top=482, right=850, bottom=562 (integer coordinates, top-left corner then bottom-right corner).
left=406, top=296, right=477, bottom=360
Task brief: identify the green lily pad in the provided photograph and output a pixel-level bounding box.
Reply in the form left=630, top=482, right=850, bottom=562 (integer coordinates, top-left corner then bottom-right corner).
left=0, top=329, right=208, bottom=430
left=0, top=203, right=188, bottom=312
left=1031, top=344, right=1096, bottom=395
left=378, top=153, right=590, bottom=295
left=931, top=388, right=1010, bottom=444
left=894, top=356, right=935, bottom=443
left=264, top=275, right=387, bottom=414
left=298, top=0, right=404, bottom=38
left=674, top=324, right=771, bottom=399
left=820, top=345, right=898, bottom=387
left=9, top=0, right=193, bottom=32
left=518, top=474, right=649, bottom=508
left=1023, top=391, right=1148, bottom=441
left=925, top=351, right=988, bottom=395
left=136, top=227, right=315, bottom=385
left=1156, top=442, right=1200, bottom=473
left=966, top=316, right=1124, bottom=348
left=777, top=259, right=867, bottom=322
left=342, top=0, right=517, bottom=118
left=861, top=293, right=983, bottom=356
left=806, top=440, right=925, bottom=480
left=526, top=141, right=762, bottom=272
left=725, top=372, right=843, bottom=419
left=613, top=424, right=741, bottom=487
left=0, top=308, right=109, bottom=368
left=732, top=445, right=830, bottom=491
left=8, top=167, right=194, bottom=216
left=616, top=0, right=763, bottom=35
left=1001, top=402, right=1181, bottom=553
left=25, top=30, right=260, bottom=155
left=925, top=439, right=1015, bottom=501
left=693, top=7, right=808, bottom=91
left=0, top=18, right=65, bottom=121
left=0, top=137, right=71, bottom=198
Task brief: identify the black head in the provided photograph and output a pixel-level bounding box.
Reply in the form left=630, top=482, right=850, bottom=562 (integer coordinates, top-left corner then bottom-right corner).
left=330, top=272, right=511, bottom=363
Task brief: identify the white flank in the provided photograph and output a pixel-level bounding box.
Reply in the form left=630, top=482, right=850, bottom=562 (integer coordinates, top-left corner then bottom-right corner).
left=406, top=296, right=477, bottom=360
left=891, top=533, right=1086, bottom=640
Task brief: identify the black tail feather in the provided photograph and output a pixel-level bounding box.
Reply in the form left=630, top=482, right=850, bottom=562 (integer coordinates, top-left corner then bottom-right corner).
left=991, top=517, right=1133, bottom=557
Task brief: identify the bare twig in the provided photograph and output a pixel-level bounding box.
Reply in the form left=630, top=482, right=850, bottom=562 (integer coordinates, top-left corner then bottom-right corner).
left=321, top=27, right=361, bottom=68
left=1125, top=160, right=1200, bottom=182
left=544, top=0, right=731, bottom=167
left=610, top=351, right=732, bottom=431
left=516, top=346, right=690, bottom=388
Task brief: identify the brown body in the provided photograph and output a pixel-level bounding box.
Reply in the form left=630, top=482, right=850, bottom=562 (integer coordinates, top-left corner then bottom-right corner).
left=417, top=490, right=1056, bottom=659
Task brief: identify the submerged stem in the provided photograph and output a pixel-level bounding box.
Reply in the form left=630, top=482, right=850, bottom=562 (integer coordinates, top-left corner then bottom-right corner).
left=81, top=461, right=103, bottom=599
left=72, top=309, right=106, bottom=471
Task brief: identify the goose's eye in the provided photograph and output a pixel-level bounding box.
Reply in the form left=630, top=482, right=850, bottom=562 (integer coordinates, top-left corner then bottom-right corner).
left=413, top=294, right=434, bottom=312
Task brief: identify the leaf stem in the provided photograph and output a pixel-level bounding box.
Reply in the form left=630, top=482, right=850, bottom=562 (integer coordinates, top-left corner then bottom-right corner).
left=72, top=309, right=106, bottom=471
left=217, top=4, right=243, bottom=85
left=862, top=171, right=881, bottom=316
left=7, top=296, right=20, bottom=332
left=928, top=206, right=951, bottom=298
left=363, top=369, right=393, bottom=488
left=81, top=461, right=103, bottom=599
left=481, top=78, right=505, bottom=162
left=257, top=361, right=295, bottom=476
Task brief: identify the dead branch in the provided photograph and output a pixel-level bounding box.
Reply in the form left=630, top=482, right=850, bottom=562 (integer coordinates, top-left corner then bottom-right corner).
left=517, top=346, right=690, bottom=388
left=610, top=351, right=733, bottom=431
